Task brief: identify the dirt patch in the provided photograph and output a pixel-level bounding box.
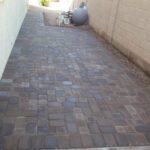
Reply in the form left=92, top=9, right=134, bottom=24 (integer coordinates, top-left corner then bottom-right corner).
left=43, top=10, right=89, bottom=30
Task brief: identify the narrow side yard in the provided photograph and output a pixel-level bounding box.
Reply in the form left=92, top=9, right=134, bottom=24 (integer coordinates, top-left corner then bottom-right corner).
left=0, top=6, right=150, bottom=149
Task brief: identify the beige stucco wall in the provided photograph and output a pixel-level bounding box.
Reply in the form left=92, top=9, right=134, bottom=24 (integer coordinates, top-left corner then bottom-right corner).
left=88, top=0, right=150, bottom=74
left=71, top=0, right=87, bottom=9
left=0, top=0, right=28, bottom=79
left=87, top=0, right=121, bottom=42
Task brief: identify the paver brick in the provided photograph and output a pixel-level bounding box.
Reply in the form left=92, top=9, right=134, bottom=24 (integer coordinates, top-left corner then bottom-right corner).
left=126, top=133, right=149, bottom=146
left=67, top=122, right=78, bottom=133
left=49, top=113, right=64, bottom=120
left=3, top=136, right=19, bottom=150
left=87, top=122, right=100, bottom=134
left=92, top=134, right=106, bottom=147
left=115, top=133, right=129, bottom=146
left=50, top=120, right=65, bottom=127
left=18, top=135, right=32, bottom=150
left=103, top=134, right=117, bottom=147
left=31, top=135, right=46, bottom=149
left=2, top=123, right=14, bottom=136
left=81, top=134, right=94, bottom=148
left=26, top=123, right=37, bottom=134
left=57, top=135, right=70, bottom=148
left=45, top=136, right=57, bottom=149
left=69, top=134, right=82, bottom=148
left=100, top=126, right=116, bottom=134
left=0, top=6, right=150, bottom=149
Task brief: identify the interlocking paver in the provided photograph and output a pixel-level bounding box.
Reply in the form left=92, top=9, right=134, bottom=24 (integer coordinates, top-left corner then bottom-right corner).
left=67, top=122, right=78, bottom=133
left=45, top=136, right=57, bottom=149
left=0, top=6, right=150, bottom=149
left=100, top=126, right=116, bottom=134
left=126, top=133, right=149, bottom=146
left=57, top=135, right=70, bottom=148
left=18, top=135, right=32, bottom=150
left=92, top=134, right=106, bottom=147
left=115, top=134, right=129, bottom=146
left=26, top=122, right=37, bottom=134
left=81, top=134, right=94, bottom=148
left=69, top=134, right=82, bottom=148
left=103, top=134, right=117, bottom=147
left=3, top=135, right=19, bottom=150
left=50, top=120, right=65, bottom=127
left=31, top=135, right=46, bottom=149
left=2, top=123, right=14, bottom=136
left=135, top=124, right=150, bottom=133
left=49, top=113, right=64, bottom=120
left=87, top=122, right=100, bottom=134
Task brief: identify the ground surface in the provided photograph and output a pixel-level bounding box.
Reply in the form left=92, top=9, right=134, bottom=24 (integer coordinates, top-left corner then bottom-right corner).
left=0, top=6, right=150, bottom=150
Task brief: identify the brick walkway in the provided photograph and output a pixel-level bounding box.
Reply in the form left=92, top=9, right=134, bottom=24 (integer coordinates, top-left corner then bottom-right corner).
left=0, top=7, right=150, bottom=150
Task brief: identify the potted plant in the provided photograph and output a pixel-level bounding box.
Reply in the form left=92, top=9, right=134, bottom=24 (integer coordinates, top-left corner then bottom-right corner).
left=40, top=0, right=51, bottom=7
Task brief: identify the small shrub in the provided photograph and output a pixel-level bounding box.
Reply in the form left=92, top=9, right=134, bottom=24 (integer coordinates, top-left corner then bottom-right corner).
left=41, top=0, right=50, bottom=7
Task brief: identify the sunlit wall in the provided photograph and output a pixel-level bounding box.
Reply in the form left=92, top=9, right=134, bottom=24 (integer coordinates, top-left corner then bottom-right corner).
left=0, top=0, right=28, bottom=79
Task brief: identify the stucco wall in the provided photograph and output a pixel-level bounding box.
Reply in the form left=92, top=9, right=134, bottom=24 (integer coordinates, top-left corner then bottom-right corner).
left=88, top=0, right=150, bottom=74
left=71, top=0, right=87, bottom=9
left=0, top=0, right=28, bottom=79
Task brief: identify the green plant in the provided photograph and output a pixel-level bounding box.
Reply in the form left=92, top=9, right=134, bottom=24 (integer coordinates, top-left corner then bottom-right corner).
left=40, top=0, right=50, bottom=7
